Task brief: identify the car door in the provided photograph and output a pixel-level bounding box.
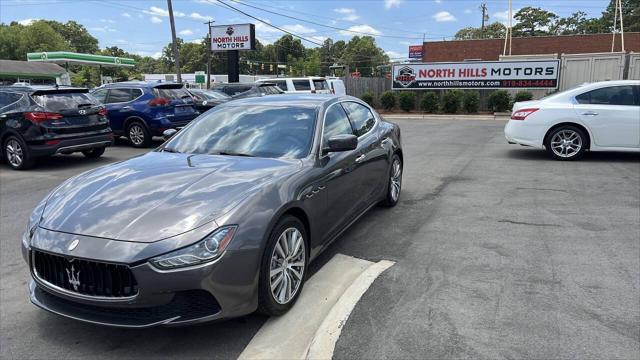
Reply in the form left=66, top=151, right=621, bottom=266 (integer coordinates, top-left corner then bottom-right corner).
left=574, top=85, right=640, bottom=148
left=341, top=101, right=388, bottom=211
left=313, top=102, right=362, bottom=245
left=103, top=88, right=134, bottom=133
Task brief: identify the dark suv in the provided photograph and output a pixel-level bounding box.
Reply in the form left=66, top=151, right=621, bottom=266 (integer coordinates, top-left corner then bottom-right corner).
left=91, top=82, right=199, bottom=147
left=0, top=86, right=113, bottom=170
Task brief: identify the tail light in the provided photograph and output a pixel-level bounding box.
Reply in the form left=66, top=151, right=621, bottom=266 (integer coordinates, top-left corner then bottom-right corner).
left=148, top=97, right=170, bottom=107
left=24, top=112, right=63, bottom=123
left=98, top=107, right=108, bottom=116
left=511, top=108, right=539, bottom=120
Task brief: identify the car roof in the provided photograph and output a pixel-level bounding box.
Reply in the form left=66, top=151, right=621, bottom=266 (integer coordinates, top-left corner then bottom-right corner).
left=0, top=85, right=87, bottom=93
left=99, top=81, right=184, bottom=89
left=218, top=94, right=356, bottom=108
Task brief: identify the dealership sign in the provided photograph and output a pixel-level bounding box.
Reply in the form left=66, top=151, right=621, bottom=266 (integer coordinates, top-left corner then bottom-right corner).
left=392, top=60, right=560, bottom=89
left=408, top=45, right=423, bottom=59
left=210, top=24, right=256, bottom=51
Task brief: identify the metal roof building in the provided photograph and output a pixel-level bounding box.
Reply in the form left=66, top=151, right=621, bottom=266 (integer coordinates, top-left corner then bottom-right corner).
left=0, top=59, right=69, bottom=85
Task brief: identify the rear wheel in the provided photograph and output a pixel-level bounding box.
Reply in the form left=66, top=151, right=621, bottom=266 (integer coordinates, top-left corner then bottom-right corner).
left=3, top=135, right=33, bottom=170
left=82, top=147, right=105, bottom=159
left=545, top=126, right=586, bottom=161
left=257, top=215, right=307, bottom=316
left=127, top=121, right=151, bottom=148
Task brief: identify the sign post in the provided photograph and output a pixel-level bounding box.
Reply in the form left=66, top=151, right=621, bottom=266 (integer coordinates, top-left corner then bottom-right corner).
left=392, top=60, right=560, bottom=89
left=210, top=23, right=256, bottom=83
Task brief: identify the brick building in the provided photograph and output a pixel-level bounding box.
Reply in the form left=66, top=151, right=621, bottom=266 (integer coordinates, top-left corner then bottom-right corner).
left=422, top=33, right=640, bottom=62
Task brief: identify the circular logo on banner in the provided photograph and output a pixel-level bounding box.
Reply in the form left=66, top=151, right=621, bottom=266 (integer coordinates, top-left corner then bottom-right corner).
left=226, top=26, right=234, bottom=36
left=41, top=52, right=48, bottom=60
left=115, top=57, right=121, bottom=64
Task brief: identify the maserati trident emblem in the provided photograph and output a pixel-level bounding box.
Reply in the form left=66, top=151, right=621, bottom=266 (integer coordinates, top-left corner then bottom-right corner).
left=67, top=239, right=79, bottom=251
left=78, top=109, right=87, bottom=115
left=66, top=265, right=81, bottom=291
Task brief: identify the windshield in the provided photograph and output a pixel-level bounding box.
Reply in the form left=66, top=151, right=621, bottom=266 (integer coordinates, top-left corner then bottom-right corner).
left=163, top=105, right=317, bottom=159
left=31, top=92, right=98, bottom=111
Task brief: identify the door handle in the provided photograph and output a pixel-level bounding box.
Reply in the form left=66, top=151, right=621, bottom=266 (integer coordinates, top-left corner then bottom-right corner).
left=121, top=106, right=133, bottom=111
left=355, top=154, right=366, bottom=163
left=582, top=111, right=598, bottom=116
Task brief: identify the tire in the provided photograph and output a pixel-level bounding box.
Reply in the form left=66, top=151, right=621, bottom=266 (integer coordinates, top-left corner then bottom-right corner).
left=380, top=154, right=402, bottom=207
left=545, top=126, right=586, bottom=161
left=82, top=147, right=105, bottom=158
left=127, top=121, right=151, bottom=148
left=3, top=135, right=34, bottom=170
left=257, top=215, right=308, bottom=316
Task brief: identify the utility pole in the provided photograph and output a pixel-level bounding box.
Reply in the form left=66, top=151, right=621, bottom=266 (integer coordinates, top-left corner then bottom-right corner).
left=167, top=0, right=181, bottom=83
left=204, top=20, right=214, bottom=88
left=480, top=2, right=488, bottom=38
left=503, top=0, right=512, bottom=56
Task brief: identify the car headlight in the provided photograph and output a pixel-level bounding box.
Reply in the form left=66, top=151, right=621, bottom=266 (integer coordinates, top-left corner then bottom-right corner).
left=24, top=198, right=47, bottom=247
left=150, top=226, right=237, bottom=270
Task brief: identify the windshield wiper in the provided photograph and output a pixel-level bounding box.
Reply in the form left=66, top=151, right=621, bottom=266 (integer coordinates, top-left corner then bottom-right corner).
left=215, top=151, right=255, bottom=157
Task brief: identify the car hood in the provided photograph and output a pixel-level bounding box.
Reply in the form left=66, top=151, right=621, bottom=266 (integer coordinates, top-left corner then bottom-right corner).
left=39, top=152, right=301, bottom=243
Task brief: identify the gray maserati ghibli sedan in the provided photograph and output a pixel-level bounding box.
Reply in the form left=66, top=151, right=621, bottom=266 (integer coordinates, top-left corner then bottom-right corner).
left=21, top=94, right=403, bottom=327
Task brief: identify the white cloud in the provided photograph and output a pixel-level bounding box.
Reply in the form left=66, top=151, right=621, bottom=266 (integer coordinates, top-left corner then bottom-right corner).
left=100, top=19, right=115, bottom=24
left=89, top=26, right=116, bottom=32
left=179, top=29, right=194, bottom=36
left=340, top=24, right=382, bottom=36
left=333, top=8, right=360, bottom=21
left=384, top=0, right=403, bottom=9
left=400, top=41, right=411, bottom=46
left=121, top=12, right=131, bottom=18
left=17, top=18, right=39, bottom=25
left=255, top=20, right=281, bottom=34
left=435, top=0, right=443, bottom=3
left=385, top=50, right=404, bottom=59
left=433, top=11, right=456, bottom=22
left=493, top=9, right=519, bottom=25
left=464, top=9, right=472, bottom=14
left=152, top=52, right=162, bottom=59
left=310, top=36, right=327, bottom=43
left=144, top=6, right=185, bottom=17
left=189, top=12, right=213, bottom=21
left=281, top=24, right=316, bottom=34
left=150, top=16, right=162, bottom=24
left=188, top=39, right=202, bottom=44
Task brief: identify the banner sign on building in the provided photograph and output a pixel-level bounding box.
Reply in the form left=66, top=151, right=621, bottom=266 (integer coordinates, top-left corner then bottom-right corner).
left=210, top=24, right=256, bottom=51
left=408, top=45, right=423, bottom=59
left=392, top=60, right=560, bottom=89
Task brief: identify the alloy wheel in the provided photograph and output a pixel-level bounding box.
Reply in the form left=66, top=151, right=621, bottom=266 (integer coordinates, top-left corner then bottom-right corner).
left=5, top=139, right=23, bottom=168
left=129, top=125, right=145, bottom=146
left=390, top=158, right=402, bottom=202
left=550, top=130, right=582, bottom=158
left=269, top=227, right=305, bottom=305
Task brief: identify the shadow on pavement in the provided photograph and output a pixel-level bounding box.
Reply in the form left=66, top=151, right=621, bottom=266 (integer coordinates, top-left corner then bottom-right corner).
left=505, top=148, right=640, bottom=163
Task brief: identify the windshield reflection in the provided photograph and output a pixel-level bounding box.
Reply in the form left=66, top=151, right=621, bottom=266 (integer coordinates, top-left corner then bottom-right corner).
left=164, top=105, right=316, bottom=159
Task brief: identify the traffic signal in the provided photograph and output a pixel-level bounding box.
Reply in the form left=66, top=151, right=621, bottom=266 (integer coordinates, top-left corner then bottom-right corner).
left=269, top=64, right=273, bottom=72
left=260, top=63, right=264, bottom=71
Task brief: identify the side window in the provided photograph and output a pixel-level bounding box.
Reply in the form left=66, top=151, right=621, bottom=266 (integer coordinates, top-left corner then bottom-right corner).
left=0, top=92, right=24, bottom=111
left=323, top=104, right=354, bottom=146
left=106, top=88, right=132, bottom=103
left=273, top=80, right=287, bottom=91
left=576, top=86, right=636, bottom=106
left=342, top=102, right=376, bottom=137
left=130, top=88, right=143, bottom=100
left=91, top=88, right=108, bottom=103
left=292, top=80, right=311, bottom=91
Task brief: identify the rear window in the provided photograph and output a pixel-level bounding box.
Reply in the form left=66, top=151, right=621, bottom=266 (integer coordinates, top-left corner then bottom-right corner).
left=313, top=79, right=328, bottom=90
left=154, top=87, right=192, bottom=100
left=0, top=92, right=25, bottom=110
left=32, top=92, right=98, bottom=112
left=292, top=80, right=311, bottom=91
left=222, top=86, right=252, bottom=96
left=259, top=86, right=282, bottom=95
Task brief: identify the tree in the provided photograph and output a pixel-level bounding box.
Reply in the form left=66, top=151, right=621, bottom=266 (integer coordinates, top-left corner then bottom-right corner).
left=599, top=0, right=640, bottom=32
left=0, top=21, right=70, bottom=60
left=338, top=36, right=388, bottom=77
left=455, top=22, right=506, bottom=40
left=512, top=7, right=559, bottom=36
left=43, top=20, right=99, bottom=53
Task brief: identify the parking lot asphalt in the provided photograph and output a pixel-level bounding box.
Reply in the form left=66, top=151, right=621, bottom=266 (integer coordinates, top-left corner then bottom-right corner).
left=1, top=118, right=639, bottom=359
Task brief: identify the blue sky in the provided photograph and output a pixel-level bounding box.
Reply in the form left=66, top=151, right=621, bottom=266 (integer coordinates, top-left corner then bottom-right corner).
left=1, top=0, right=609, bottom=60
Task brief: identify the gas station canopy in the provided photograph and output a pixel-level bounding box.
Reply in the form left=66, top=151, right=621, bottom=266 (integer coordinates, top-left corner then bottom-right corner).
left=27, top=51, right=135, bottom=67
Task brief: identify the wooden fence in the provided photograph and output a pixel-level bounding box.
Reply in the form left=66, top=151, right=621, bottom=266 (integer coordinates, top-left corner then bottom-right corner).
left=342, top=76, right=390, bottom=99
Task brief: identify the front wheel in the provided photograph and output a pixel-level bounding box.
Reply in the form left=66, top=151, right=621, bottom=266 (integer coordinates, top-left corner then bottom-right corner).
left=257, top=215, right=308, bottom=316
left=82, top=147, right=105, bottom=158
left=380, top=154, right=402, bottom=207
left=545, top=126, right=586, bottom=161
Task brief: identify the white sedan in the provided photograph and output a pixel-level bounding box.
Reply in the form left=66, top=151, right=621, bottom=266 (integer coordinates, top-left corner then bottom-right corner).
left=504, top=80, right=640, bottom=160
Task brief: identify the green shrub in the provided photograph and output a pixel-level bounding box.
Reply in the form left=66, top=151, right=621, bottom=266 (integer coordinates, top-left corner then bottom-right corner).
left=463, top=91, right=480, bottom=113
left=379, top=91, right=396, bottom=111
left=421, top=91, right=439, bottom=113
left=398, top=92, right=416, bottom=112
left=361, top=91, right=375, bottom=107
left=514, top=91, right=534, bottom=102
left=488, top=90, right=511, bottom=112
left=442, top=89, right=464, bottom=113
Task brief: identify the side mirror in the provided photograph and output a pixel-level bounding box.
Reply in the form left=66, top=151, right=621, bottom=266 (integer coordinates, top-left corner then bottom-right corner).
left=323, top=134, right=357, bottom=154
left=162, top=128, right=178, bottom=141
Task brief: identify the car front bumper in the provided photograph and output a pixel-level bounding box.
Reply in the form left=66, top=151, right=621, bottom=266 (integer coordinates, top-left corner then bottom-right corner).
left=23, top=230, right=261, bottom=328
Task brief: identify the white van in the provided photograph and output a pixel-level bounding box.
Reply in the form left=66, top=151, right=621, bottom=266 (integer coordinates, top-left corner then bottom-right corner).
left=256, top=77, right=331, bottom=94
left=326, top=77, right=346, bottom=95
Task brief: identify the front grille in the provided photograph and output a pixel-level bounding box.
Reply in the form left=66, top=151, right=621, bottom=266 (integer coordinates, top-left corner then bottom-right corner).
left=35, top=288, right=220, bottom=323
left=32, top=250, right=138, bottom=298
